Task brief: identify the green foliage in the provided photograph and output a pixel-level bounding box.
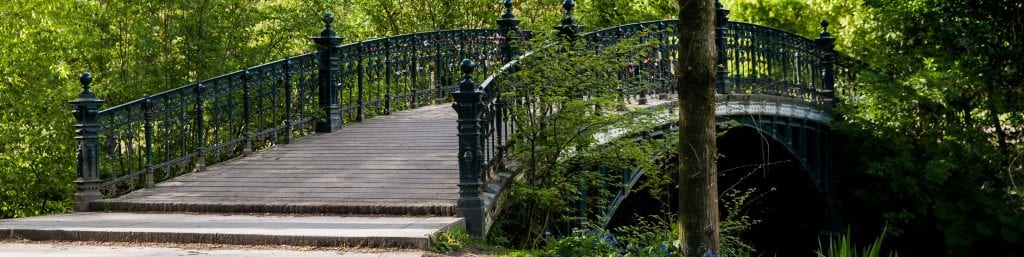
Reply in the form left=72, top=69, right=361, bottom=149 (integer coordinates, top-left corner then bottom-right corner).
left=817, top=228, right=900, bottom=257
left=490, top=30, right=669, bottom=248
left=502, top=228, right=679, bottom=257
left=723, top=0, right=879, bottom=58
left=577, top=0, right=677, bottom=28
left=429, top=225, right=493, bottom=254
left=541, top=230, right=623, bottom=257
left=505, top=217, right=754, bottom=257
left=349, top=0, right=498, bottom=37
left=718, top=189, right=760, bottom=257
left=1, top=0, right=94, bottom=218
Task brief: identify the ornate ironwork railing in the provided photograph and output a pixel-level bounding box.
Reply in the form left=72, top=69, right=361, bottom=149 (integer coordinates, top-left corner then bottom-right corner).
left=69, top=12, right=504, bottom=207
left=85, top=55, right=321, bottom=199
left=584, top=20, right=678, bottom=102
left=579, top=18, right=864, bottom=108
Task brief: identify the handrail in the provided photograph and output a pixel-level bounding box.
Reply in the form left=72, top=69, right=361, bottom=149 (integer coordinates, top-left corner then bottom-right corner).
left=581, top=19, right=864, bottom=108
left=73, top=19, right=503, bottom=201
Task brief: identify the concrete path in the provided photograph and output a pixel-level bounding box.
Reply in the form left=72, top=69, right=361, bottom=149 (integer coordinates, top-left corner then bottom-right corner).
left=0, top=242, right=424, bottom=257
left=0, top=212, right=462, bottom=249
left=94, top=104, right=460, bottom=216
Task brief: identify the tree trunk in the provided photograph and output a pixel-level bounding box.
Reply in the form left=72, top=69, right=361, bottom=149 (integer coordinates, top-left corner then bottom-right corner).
left=677, top=0, right=720, bottom=255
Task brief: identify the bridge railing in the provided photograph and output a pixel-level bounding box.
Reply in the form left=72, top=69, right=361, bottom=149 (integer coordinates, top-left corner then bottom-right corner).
left=450, top=1, right=869, bottom=236
left=722, top=21, right=830, bottom=105
left=584, top=20, right=678, bottom=103
left=69, top=12, right=505, bottom=210
left=579, top=15, right=863, bottom=109
left=335, top=29, right=502, bottom=122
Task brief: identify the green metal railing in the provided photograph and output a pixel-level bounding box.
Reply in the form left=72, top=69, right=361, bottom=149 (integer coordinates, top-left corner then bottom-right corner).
left=582, top=19, right=863, bottom=108
left=451, top=0, right=866, bottom=236
left=70, top=12, right=503, bottom=208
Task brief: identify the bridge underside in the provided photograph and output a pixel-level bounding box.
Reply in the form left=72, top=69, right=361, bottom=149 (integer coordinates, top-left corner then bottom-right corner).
left=93, top=104, right=460, bottom=216
left=714, top=97, right=841, bottom=234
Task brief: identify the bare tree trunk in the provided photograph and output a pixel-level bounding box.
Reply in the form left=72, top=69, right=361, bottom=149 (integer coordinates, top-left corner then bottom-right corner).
left=677, top=0, right=720, bottom=255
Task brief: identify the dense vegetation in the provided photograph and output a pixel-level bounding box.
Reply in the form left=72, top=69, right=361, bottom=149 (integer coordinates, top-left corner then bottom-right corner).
left=1, top=0, right=1021, bottom=256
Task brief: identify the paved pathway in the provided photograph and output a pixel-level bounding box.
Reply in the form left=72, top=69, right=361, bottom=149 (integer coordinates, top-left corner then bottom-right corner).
left=95, top=104, right=460, bottom=216
left=0, top=212, right=461, bottom=249
left=0, top=242, right=423, bottom=257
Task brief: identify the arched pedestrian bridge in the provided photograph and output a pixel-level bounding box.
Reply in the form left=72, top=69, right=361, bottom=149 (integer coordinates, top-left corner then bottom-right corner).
left=11, top=0, right=863, bottom=246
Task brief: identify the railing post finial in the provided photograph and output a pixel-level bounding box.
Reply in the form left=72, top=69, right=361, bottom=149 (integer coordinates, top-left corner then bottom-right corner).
left=452, top=58, right=485, bottom=237
left=79, top=72, right=95, bottom=98
left=819, top=19, right=832, bottom=38
left=461, top=59, right=476, bottom=87
left=313, top=10, right=344, bottom=133
left=70, top=72, right=104, bottom=211
left=502, top=0, right=515, bottom=20
left=321, top=11, right=336, bottom=37
left=555, top=0, right=579, bottom=39
left=497, top=0, right=521, bottom=63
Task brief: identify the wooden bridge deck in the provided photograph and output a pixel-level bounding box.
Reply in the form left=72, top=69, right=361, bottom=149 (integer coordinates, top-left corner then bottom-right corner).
left=95, top=104, right=460, bottom=216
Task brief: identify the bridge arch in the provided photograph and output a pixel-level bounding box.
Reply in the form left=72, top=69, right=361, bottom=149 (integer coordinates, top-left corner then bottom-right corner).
left=605, top=116, right=832, bottom=256
left=715, top=95, right=835, bottom=195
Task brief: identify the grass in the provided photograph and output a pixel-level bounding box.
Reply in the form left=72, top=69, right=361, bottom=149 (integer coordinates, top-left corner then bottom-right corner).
left=817, top=227, right=900, bottom=257
left=428, top=225, right=503, bottom=255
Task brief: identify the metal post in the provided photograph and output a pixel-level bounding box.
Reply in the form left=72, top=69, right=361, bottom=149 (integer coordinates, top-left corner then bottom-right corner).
left=283, top=57, right=294, bottom=144
left=242, top=69, right=254, bottom=156
left=356, top=44, right=365, bottom=122
left=384, top=39, right=393, bottom=115
left=636, top=64, right=647, bottom=105
left=715, top=0, right=730, bottom=94
left=452, top=59, right=485, bottom=237
left=313, top=12, right=343, bottom=133
left=434, top=35, right=443, bottom=104
left=143, top=96, right=155, bottom=188
left=497, top=0, right=520, bottom=64
left=70, top=72, right=104, bottom=212
left=657, top=21, right=670, bottom=99
left=816, top=20, right=836, bottom=109
left=194, top=83, right=207, bottom=172
left=554, top=0, right=579, bottom=39
left=411, top=35, right=419, bottom=108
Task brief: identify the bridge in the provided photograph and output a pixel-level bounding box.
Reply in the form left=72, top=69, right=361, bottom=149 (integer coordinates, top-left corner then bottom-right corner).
left=2, top=0, right=861, bottom=248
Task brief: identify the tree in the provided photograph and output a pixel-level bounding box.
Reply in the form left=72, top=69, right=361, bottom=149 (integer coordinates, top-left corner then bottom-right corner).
left=676, top=0, right=720, bottom=255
